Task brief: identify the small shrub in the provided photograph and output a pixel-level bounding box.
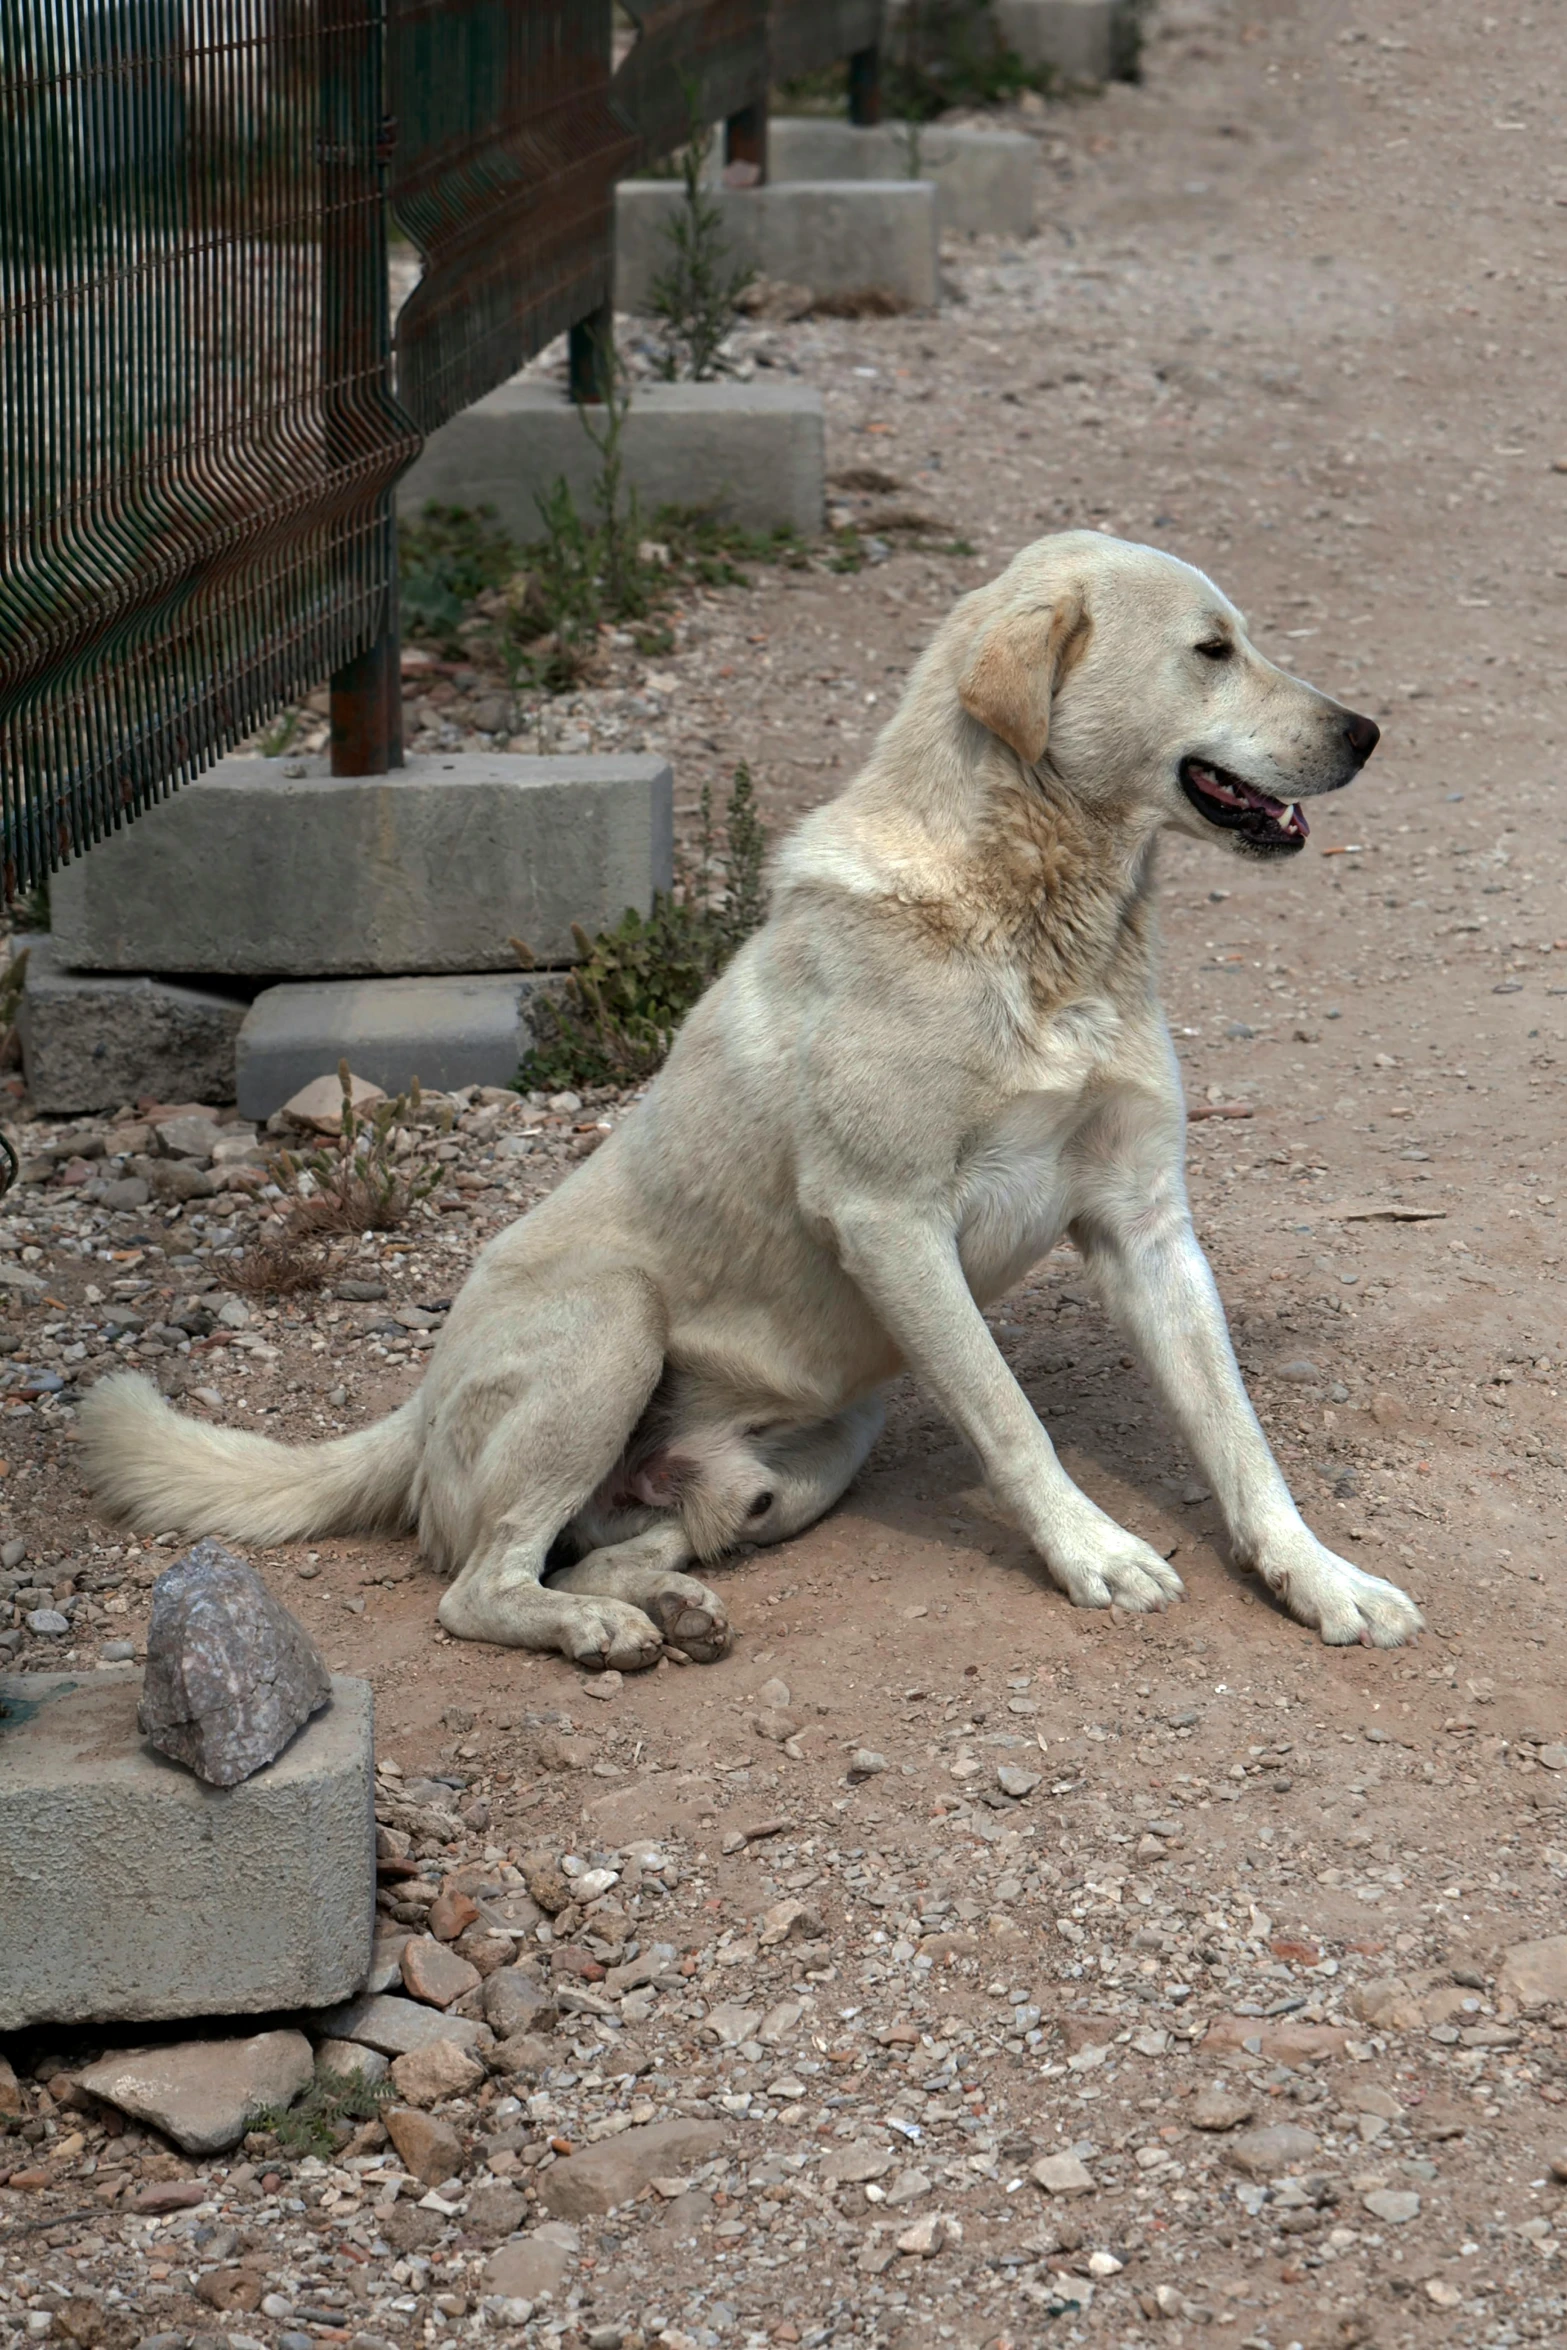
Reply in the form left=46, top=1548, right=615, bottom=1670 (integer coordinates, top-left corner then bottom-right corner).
left=271, top=1063, right=444, bottom=1236
left=254, top=2069, right=390, bottom=2159
left=400, top=504, right=523, bottom=652
left=648, top=115, right=754, bottom=381
left=517, top=764, right=767, bottom=1090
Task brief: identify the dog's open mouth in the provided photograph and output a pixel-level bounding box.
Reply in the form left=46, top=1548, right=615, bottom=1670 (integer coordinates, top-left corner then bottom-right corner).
left=1179, top=756, right=1309, bottom=852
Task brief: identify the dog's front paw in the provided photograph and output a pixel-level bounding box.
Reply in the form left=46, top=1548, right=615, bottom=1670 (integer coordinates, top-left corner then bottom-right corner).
left=1259, top=1538, right=1423, bottom=1648
left=1052, top=1532, right=1185, bottom=1616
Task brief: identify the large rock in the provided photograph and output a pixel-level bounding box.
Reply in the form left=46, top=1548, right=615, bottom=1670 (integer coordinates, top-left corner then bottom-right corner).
left=0, top=1669, right=375, bottom=2031
left=482, top=1965, right=554, bottom=2039
left=51, top=752, right=674, bottom=979
left=75, top=2030, right=312, bottom=2154
left=139, top=1542, right=331, bottom=1787
left=1225, top=2124, right=1319, bottom=2178
left=313, top=1991, right=492, bottom=2059
left=16, top=936, right=245, bottom=1116
left=484, top=2221, right=579, bottom=2302
left=1500, top=1936, right=1567, bottom=2009
left=537, top=2118, right=726, bottom=2218
left=383, top=2104, right=464, bottom=2187
left=389, top=2037, right=486, bottom=2105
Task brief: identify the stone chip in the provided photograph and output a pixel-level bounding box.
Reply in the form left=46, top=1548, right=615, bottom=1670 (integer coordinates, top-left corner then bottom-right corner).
left=137, top=1540, right=331, bottom=1786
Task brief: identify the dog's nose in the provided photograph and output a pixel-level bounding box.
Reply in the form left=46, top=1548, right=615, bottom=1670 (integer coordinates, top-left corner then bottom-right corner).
left=1344, top=711, right=1380, bottom=763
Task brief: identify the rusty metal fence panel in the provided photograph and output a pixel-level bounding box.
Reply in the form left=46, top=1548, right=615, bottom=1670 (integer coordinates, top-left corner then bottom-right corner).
left=0, top=0, right=419, bottom=895
left=0, top=0, right=884, bottom=881
left=389, top=2, right=637, bottom=434
left=768, top=0, right=882, bottom=89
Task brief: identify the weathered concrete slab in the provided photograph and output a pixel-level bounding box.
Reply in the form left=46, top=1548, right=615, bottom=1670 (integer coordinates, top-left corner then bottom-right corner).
left=995, top=0, right=1142, bottom=83
left=399, top=381, right=824, bottom=539
left=17, top=936, right=246, bottom=1115
left=50, top=753, right=674, bottom=980
left=768, top=120, right=1035, bottom=239
left=615, top=180, right=938, bottom=314
left=0, top=1669, right=375, bottom=2030
left=236, top=971, right=566, bottom=1121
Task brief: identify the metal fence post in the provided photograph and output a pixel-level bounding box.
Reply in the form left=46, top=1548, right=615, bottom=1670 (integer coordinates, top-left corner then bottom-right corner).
left=847, top=42, right=881, bottom=125
left=322, top=0, right=401, bottom=776
left=725, top=98, right=768, bottom=184
left=568, top=300, right=617, bottom=406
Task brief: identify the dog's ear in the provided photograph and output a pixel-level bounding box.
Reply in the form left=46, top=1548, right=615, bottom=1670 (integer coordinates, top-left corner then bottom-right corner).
left=958, top=593, right=1089, bottom=765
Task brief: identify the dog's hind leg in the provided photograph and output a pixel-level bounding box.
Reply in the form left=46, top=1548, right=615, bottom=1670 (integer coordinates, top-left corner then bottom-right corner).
left=548, top=1521, right=732, bottom=1663
left=432, top=1270, right=671, bottom=1669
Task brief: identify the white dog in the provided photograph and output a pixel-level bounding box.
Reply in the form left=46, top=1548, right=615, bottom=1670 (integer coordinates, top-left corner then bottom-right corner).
left=81, top=533, right=1423, bottom=1667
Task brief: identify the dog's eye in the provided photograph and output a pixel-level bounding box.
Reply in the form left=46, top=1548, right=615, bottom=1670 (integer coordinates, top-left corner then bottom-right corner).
left=748, top=1490, right=776, bottom=1519
left=1195, top=639, right=1233, bottom=662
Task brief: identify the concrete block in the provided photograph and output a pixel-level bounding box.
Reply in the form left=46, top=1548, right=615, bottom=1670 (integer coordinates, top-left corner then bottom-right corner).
left=235, top=970, right=566, bottom=1121
left=995, top=0, right=1141, bottom=82
left=0, top=1668, right=375, bottom=2030
left=50, top=752, right=674, bottom=980
left=17, top=935, right=247, bottom=1115
left=767, top=120, right=1035, bottom=240
left=399, top=381, right=824, bottom=539
left=615, top=180, right=938, bottom=314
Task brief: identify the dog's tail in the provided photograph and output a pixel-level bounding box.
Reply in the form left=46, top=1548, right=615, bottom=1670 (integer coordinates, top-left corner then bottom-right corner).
left=78, top=1372, right=423, bottom=1547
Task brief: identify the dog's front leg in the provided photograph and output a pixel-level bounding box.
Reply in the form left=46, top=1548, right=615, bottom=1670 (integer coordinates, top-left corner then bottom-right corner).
left=1074, top=1197, right=1423, bottom=1648
left=835, top=1210, right=1183, bottom=1616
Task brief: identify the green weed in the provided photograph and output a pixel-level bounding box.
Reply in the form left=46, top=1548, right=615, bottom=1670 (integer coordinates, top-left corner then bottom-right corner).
left=649, top=113, right=754, bottom=381
left=516, top=764, right=767, bottom=1090
left=254, top=2069, right=391, bottom=2159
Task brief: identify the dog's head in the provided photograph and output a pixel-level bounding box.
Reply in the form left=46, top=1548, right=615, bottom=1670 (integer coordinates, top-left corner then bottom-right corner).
left=954, top=532, right=1379, bottom=858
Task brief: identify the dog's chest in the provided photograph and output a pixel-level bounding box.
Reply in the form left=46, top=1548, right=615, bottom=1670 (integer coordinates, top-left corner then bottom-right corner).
left=954, top=1003, right=1122, bottom=1294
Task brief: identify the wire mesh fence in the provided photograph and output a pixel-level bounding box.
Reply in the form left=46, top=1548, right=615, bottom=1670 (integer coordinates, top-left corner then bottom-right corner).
left=0, top=0, right=418, bottom=895
left=0, top=0, right=881, bottom=889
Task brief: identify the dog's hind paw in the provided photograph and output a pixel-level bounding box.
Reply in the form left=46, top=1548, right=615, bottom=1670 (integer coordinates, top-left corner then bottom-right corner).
left=640, top=1576, right=732, bottom=1663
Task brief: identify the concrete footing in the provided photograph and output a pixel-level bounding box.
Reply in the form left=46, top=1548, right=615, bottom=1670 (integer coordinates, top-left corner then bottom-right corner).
left=49, top=753, right=674, bottom=981
left=236, top=971, right=567, bottom=1120
left=614, top=179, right=939, bottom=314
left=995, top=0, right=1142, bottom=82
left=767, top=120, right=1035, bottom=239
left=0, top=1669, right=375, bottom=2029
left=17, top=936, right=247, bottom=1115
left=399, top=381, right=824, bottom=539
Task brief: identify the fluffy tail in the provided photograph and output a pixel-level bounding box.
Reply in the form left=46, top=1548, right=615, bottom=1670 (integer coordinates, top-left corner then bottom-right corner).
left=78, top=1372, right=423, bottom=1547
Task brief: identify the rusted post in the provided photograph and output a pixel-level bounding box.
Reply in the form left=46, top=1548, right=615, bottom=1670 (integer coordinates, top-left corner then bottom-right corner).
left=848, top=43, right=881, bottom=127
left=725, top=98, right=768, bottom=185
left=568, top=299, right=616, bottom=406
left=323, top=0, right=401, bottom=775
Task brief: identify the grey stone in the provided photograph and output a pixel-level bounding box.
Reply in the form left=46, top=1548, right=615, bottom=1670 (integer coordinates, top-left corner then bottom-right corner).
left=1225, top=2123, right=1318, bottom=2177
left=314, top=2038, right=389, bottom=2087
left=51, top=752, right=674, bottom=980
left=484, top=2220, right=579, bottom=2301
left=0, top=1668, right=375, bottom=2031
left=400, top=381, right=824, bottom=540
left=483, top=1965, right=554, bottom=2039
left=822, top=2140, right=894, bottom=2185
left=1030, top=2151, right=1095, bottom=2195
left=75, top=2029, right=313, bottom=2154
left=615, top=181, right=938, bottom=314
left=17, top=936, right=245, bottom=1116
left=25, top=1609, right=68, bottom=1637
left=235, top=971, right=566, bottom=1123
left=466, top=2181, right=529, bottom=2243
left=139, top=1541, right=331, bottom=1787
left=768, top=119, right=1035, bottom=238
left=994, top=0, right=1141, bottom=82
left=1362, top=2187, right=1420, bottom=2224
left=537, top=2118, right=727, bottom=2218
left=312, top=1990, right=492, bottom=2059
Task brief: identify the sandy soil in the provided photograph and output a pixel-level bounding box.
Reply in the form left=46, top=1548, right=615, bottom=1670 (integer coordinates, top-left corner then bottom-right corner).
left=3, top=6, right=1567, bottom=2350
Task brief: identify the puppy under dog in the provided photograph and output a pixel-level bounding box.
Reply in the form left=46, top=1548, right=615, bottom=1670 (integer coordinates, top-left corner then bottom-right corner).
left=81, top=534, right=1423, bottom=1666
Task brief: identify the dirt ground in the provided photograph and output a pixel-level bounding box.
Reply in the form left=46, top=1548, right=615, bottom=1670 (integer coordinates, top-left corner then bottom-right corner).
left=4, top=4, right=1567, bottom=2350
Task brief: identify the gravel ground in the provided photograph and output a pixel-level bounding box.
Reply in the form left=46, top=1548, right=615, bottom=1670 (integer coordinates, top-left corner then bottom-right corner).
left=5, top=4, right=1567, bottom=2350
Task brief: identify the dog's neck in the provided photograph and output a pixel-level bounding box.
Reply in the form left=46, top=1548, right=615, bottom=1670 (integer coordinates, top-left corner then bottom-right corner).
left=785, top=705, right=1163, bottom=1013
